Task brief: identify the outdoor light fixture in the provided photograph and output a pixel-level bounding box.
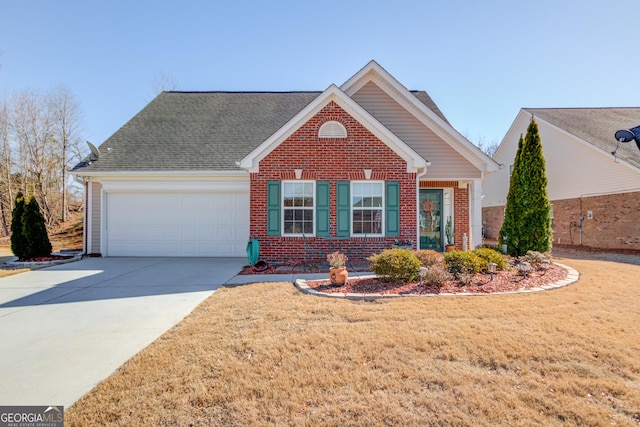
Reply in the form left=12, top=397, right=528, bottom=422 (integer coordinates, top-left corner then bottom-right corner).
left=419, top=267, right=428, bottom=286
left=541, top=259, right=550, bottom=275
left=520, top=261, right=531, bottom=279
left=487, top=262, right=497, bottom=281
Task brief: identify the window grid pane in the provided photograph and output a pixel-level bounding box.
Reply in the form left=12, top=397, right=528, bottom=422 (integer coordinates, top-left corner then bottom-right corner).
left=352, top=182, right=384, bottom=235
left=283, top=182, right=314, bottom=235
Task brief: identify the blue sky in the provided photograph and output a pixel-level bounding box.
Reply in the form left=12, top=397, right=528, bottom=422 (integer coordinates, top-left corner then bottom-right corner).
left=2, top=0, right=639, bottom=149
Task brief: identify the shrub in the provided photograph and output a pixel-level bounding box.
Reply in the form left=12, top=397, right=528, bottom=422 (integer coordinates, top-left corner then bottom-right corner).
left=423, top=265, right=453, bottom=287
left=367, top=248, right=421, bottom=284
left=472, top=247, right=507, bottom=271
left=480, top=243, right=504, bottom=253
left=443, top=250, right=485, bottom=277
left=414, top=250, right=444, bottom=267
left=10, top=193, right=28, bottom=260
left=23, top=197, right=52, bottom=258
left=458, top=272, right=475, bottom=286
left=520, top=250, right=551, bottom=269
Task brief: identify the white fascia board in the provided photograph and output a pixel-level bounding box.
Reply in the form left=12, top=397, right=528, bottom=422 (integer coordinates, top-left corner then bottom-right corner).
left=70, top=170, right=249, bottom=179
left=238, top=84, right=429, bottom=173
left=341, top=61, right=500, bottom=174
left=100, top=180, right=250, bottom=192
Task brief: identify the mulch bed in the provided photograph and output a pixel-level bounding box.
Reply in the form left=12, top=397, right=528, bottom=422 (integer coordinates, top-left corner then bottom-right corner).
left=18, top=255, right=73, bottom=263
left=306, top=264, right=568, bottom=295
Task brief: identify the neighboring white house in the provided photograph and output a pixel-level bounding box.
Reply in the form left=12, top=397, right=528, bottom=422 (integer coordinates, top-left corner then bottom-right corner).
left=483, top=108, right=640, bottom=252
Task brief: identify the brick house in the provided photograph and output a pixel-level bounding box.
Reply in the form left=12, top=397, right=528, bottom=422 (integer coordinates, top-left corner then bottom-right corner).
left=483, top=108, right=640, bottom=253
left=71, top=61, right=498, bottom=259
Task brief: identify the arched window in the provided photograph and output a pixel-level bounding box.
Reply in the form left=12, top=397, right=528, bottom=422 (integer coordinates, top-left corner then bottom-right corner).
left=318, top=121, right=347, bottom=138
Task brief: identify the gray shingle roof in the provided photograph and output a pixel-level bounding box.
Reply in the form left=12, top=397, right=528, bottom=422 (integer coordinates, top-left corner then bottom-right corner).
left=73, top=89, right=448, bottom=173
left=73, top=92, right=321, bottom=172
left=525, top=108, right=640, bottom=169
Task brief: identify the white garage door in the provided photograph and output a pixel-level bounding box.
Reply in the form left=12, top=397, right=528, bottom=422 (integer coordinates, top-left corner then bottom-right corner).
left=105, top=192, right=250, bottom=257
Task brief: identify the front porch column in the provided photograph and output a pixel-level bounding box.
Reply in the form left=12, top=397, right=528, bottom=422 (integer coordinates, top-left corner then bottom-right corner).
left=470, top=178, right=483, bottom=249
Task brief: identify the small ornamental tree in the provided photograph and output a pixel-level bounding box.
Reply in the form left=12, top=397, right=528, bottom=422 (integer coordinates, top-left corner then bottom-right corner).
left=10, top=193, right=28, bottom=260
left=499, top=117, right=552, bottom=256
left=22, top=197, right=52, bottom=259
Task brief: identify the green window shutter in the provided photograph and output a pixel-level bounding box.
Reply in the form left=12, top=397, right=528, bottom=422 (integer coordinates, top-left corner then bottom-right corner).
left=267, top=181, right=281, bottom=236
left=316, top=181, right=330, bottom=237
left=385, top=181, right=400, bottom=236
left=336, top=181, right=350, bottom=237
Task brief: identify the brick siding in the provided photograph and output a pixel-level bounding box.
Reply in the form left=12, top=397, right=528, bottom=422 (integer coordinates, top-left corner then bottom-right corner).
left=251, top=101, right=417, bottom=262
left=482, top=191, right=640, bottom=253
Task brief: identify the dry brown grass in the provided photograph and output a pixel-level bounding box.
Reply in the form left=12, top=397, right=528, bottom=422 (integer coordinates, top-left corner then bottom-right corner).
left=66, top=254, right=640, bottom=426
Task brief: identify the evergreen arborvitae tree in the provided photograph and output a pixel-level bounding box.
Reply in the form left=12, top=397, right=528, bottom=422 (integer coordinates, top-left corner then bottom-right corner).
left=499, top=118, right=552, bottom=256
left=23, top=197, right=52, bottom=258
left=10, top=193, right=28, bottom=260
left=499, top=135, right=525, bottom=255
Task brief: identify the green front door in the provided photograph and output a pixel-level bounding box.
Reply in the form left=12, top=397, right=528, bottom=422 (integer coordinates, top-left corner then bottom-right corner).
left=419, top=189, right=443, bottom=251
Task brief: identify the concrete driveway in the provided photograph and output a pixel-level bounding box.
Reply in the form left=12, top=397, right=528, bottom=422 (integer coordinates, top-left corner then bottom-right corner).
left=0, top=256, right=245, bottom=408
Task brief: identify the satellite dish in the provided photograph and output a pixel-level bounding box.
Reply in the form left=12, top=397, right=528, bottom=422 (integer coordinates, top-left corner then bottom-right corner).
left=86, top=141, right=100, bottom=161
left=614, top=129, right=635, bottom=143
left=612, top=125, right=640, bottom=155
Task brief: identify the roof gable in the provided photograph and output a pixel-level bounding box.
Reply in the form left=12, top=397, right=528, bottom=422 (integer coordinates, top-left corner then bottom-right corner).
left=238, top=85, right=429, bottom=173
left=342, top=61, right=499, bottom=174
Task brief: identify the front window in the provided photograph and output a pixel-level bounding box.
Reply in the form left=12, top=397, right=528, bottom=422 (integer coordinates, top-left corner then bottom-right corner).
left=282, top=181, right=314, bottom=235
left=352, top=181, right=383, bottom=235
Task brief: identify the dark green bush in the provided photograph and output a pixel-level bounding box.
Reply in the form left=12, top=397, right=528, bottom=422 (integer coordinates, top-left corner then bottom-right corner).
left=443, top=250, right=485, bottom=277
left=368, top=248, right=421, bottom=284
left=472, top=247, right=507, bottom=271
left=414, top=249, right=444, bottom=267
left=23, top=197, right=52, bottom=258
left=10, top=193, right=28, bottom=260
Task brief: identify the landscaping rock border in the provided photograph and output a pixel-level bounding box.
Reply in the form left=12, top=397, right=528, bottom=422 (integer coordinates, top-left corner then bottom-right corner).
left=6, top=252, right=83, bottom=268
left=295, top=263, right=579, bottom=300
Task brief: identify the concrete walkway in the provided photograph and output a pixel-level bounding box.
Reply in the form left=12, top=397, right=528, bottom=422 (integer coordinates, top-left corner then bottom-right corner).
left=0, top=256, right=245, bottom=407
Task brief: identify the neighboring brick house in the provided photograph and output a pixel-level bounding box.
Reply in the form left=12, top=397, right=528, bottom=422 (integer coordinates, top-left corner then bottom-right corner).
left=71, top=61, right=498, bottom=259
left=483, top=108, right=640, bottom=253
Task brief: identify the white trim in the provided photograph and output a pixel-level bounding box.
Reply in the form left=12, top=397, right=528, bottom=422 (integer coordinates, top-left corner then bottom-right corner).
left=341, top=60, right=500, bottom=174
left=238, top=84, right=429, bottom=173
left=281, top=180, right=316, bottom=237
left=99, top=180, right=249, bottom=192
left=70, top=170, right=249, bottom=178
left=100, top=187, right=106, bottom=256
left=470, top=179, right=483, bottom=249
left=351, top=180, right=384, bottom=237
left=443, top=188, right=454, bottom=246
left=85, top=181, right=91, bottom=255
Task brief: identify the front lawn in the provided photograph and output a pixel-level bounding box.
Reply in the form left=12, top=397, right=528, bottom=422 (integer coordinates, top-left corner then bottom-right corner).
left=66, top=255, right=640, bottom=426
